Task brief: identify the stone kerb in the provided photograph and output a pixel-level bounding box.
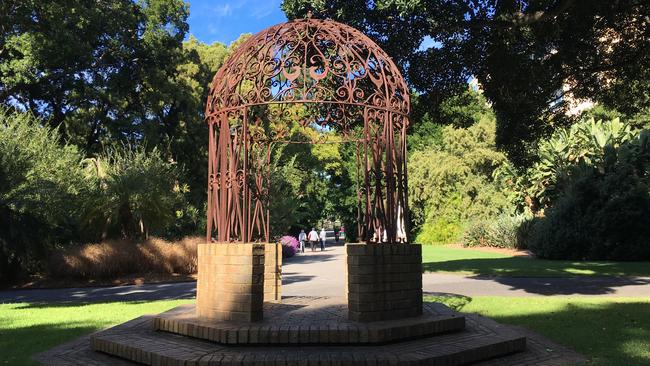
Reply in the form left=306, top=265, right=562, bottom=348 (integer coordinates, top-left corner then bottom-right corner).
left=197, top=243, right=265, bottom=322
left=347, top=243, right=423, bottom=322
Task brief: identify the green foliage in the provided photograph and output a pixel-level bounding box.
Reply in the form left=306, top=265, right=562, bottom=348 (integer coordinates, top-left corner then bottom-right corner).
left=0, top=1, right=237, bottom=217
left=0, top=108, right=199, bottom=280
left=82, top=145, right=183, bottom=240
left=0, top=0, right=189, bottom=149
left=464, top=214, right=530, bottom=249
left=414, top=217, right=463, bottom=245
left=0, top=108, right=87, bottom=279
left=282, top=0, right=650, bottom=167
left=526, top=116, right=639, bottom=210
left=438, top=89, right=495, bottom=129
left=528, top=132, right=650, bottom=260
left=407, top=112, right=443, bottom=152
left=408, top=115, right=514, bottom=244
left=409, top=89, right=492, bottom=152
left=267, top=138, right=360, bottom=239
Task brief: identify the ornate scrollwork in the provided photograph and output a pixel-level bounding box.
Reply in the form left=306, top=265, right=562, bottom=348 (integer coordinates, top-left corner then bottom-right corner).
left=206, top=19, right=411, bottom=245
left=206, top=18, right=410, bottom=120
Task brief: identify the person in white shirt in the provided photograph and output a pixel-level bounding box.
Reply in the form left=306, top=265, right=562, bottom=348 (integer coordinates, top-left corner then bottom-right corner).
left=298, top=229, right=307, bottom=253
left=308, top=228, right=319, bottom=252
left=319, top=228, right=327, bottom=251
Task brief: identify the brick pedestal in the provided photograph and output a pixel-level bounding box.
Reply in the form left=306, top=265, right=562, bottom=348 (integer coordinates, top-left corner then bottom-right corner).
left=347, top=243, right=423, bottom=322
left=197, top=243, right=265, bottom=322
left=263, top=243, right=282, bottom=302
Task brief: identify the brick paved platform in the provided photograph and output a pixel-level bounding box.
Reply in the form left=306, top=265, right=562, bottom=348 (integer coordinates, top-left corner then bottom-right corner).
left=35, top=299, right=586, bottom=366
left=92, top=303, right=525, bottom=365
left=153, top=297, right=464, bottom=345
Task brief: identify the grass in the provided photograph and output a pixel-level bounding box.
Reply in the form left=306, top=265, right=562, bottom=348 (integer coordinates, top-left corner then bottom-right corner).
left=422, top=246, right=650, bottom=277
left=427, top=295, right=650, bottom=366
left=0, top=300, right=191, bottom=365
left=2, top=297, right=649, bottom=365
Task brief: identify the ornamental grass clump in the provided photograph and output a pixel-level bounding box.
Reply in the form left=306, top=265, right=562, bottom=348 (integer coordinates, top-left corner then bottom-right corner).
left=49, top=236, right=201, bottom=278
left=279, top=235, right=299, bottom=258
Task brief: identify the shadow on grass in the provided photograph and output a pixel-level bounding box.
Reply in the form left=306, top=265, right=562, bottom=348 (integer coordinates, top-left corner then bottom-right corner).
left=482, top=275, right=650, bottom=296
left=424, top=256, right=650, bottom=277
left=14, top=300, right=155, bottom=310
left=424, top=296, right=650, bottom=366
left=424, top=257, right=650, bottom=295
left=0, top=321, right=98, bottom=366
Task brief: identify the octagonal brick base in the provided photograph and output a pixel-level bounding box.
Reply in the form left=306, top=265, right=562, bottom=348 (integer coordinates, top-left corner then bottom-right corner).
left=153, top=298, right=465, bottom=345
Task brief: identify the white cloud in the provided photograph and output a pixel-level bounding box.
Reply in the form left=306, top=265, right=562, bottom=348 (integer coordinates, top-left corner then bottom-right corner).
left=213, top=3, right=232, bottom=17
left=250, top=0, right=279, bottom=19
left=208, top=0, right=278, bottom=19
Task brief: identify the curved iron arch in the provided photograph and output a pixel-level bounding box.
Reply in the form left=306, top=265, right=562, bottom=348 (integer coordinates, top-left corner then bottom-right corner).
left=206, top=18, right=411, bottom=244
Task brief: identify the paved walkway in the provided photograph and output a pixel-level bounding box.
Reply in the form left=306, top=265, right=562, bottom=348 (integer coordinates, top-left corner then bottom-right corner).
left=2, top=244, right=650, bottom=304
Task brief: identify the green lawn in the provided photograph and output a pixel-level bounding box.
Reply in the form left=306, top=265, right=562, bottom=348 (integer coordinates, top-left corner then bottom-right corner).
left=422, top=246, right=650, bottom=277
left=427, top=295, right=650, bottom=366
left=0, top=300, right=191, bottom=365
left=2, top=297, right=649, bottom=365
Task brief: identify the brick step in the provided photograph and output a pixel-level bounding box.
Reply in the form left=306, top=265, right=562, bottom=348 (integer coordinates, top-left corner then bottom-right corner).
left=152, top=299, right=465, bottom=345
left=91, top=308, right=526, bottom=366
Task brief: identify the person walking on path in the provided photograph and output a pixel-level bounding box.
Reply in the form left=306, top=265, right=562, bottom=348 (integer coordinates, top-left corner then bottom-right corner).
left=308, top=228, right=319, bottom=252
left=319, top=228, right=327, bottom=251
left=298, top=229, right=307, bottom=253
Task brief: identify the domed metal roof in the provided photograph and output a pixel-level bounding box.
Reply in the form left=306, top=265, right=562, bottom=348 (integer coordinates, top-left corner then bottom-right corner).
left=205, top=18, right=410, bottom=118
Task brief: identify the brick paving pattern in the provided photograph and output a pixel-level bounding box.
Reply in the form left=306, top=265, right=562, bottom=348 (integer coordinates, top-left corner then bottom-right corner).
left=153, top=297, right=465, bottom=345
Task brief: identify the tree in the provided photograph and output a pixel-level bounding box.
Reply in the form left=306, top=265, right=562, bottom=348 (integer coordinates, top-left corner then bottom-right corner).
left=408, top=115, right=514, bottom=243
left=282, top=0, right=650, bottom=166
left=0, top=0, right=189, bottom=152
left=169, top=36, right=229, bottom=206
left=82, top=145, right=182, bottom=240
left=409, top=89, right=491, bottom=151
left=1, top=1, right=243, bottom=218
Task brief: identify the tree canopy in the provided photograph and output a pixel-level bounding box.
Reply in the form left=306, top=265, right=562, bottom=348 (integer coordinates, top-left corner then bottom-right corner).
left=282, top=0, right=650, bottom=166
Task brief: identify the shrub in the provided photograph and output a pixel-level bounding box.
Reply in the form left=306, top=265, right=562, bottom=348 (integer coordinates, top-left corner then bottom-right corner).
left=279, top=235, right=299, bottom=258
left=82, top=145, right=183, bottom=240
left=525, top=116, right=639, bottom=210
left=0, top=108, right=88, bottom=280
left=528, top=132, right=650, bottom=260
left=49, top=236, right=201, bottom=278
left=464, top=214, right=529, bottom=249
left=462, top=221, right=490, bottom=247
left=409, top=116, right=515, bottom=244
left=415, top=217, right=463, bottom=245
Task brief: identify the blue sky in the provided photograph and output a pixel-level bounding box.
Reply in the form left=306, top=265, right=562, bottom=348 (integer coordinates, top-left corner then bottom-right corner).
left=186, top=1, right=439, bottom=51
left=187, top=0, right=287, bottom=45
